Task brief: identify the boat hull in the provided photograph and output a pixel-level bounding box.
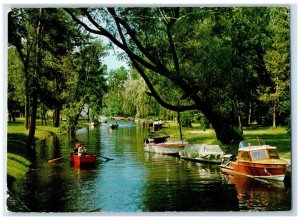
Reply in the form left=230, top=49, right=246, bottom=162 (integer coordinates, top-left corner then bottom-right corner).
left=144, top=142, right=189, bottom=155
left=71, top=153, right=97, bottom=164
left=180, top=156, right=222, bottom=164
left=220, top=161, right=286, bottom=181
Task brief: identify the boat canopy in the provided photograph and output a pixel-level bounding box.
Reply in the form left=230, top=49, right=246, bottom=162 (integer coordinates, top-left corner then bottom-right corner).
left=180, top=144, right=225, bottom=159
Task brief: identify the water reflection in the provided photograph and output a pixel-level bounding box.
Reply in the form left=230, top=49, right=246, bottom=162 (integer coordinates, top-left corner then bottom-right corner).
left=7, top=121, right=291, bottom=212
left=142, top=153, right=239, bottom=211
left=222, top=173, right=291, bottom=211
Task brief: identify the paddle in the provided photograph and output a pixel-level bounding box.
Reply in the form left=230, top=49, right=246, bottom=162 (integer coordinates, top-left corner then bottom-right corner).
left=99, top=155, right=114, bottom=161
left=48, top=152, right=114, bottom=163
left=48, top=155, right=70, bottom=163
left=86, top=152, right=114, bottom=161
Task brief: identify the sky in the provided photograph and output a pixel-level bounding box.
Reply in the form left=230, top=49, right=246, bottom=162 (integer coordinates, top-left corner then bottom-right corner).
left=101, top=45, right=129, bottom=72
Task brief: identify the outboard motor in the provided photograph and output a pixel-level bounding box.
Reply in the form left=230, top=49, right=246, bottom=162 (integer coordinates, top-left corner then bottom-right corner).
left=221, top=154, right=236, bottom=165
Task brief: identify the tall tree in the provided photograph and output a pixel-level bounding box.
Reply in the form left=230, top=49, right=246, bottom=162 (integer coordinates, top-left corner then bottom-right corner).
left=8, top=8, right=88, bottom=149
left=61, top=40, right=108, bottom=135
left=66, top=7, right=291, bottom=143
left=65, top=7, right=243, bottom=143
left=261, top=7, right=290, bottom=127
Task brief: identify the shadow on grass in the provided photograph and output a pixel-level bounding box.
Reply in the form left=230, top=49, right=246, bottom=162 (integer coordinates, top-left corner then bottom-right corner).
left=7, top=133, right=31, bottom=160
left=7, top=120, right=25, bottom=125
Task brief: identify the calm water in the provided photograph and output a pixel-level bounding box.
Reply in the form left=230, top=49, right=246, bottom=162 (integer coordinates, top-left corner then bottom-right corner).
left=7, top=121, right=291, bottom=212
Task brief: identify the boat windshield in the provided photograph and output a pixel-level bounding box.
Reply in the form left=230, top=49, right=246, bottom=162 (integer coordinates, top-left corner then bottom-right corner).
left=268, top=149, right=279, bottom=159
left=251, top=150, right=267, bottom=160
left=239, top=139, right=266, bottom=148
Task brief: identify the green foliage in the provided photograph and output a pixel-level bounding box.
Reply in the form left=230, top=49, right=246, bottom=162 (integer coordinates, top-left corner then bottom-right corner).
left=8, top=7, right=291, bottom=145
left=8, top=47, right=25, bottom=118
left=260, top=7, right=290, bottom=127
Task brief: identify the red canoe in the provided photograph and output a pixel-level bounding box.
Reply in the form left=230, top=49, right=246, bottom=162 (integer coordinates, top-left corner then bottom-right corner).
left=71, top=153, right=97, bottom=164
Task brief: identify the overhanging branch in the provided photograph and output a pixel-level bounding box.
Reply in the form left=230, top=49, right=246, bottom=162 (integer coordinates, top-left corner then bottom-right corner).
left=132, top=61, right=197, bottom=112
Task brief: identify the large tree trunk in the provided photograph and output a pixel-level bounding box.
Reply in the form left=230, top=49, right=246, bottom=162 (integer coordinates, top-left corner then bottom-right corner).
left=25, top=82, right=30, bottom=129
left=26, top=93, right=37, bottom=150
left=53, top=106, right=60, bottom=127
left=209, top=113, right=243, bottom=145
left=198, top=101, right=243, bottom=145
left=69, top=113, right=81, bottom=137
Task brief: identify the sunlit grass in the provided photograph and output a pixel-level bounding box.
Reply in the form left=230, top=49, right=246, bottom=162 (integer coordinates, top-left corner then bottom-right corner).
left=7, top=118, right=61, bottom=159
left=7, top=153, right=31, bottom=180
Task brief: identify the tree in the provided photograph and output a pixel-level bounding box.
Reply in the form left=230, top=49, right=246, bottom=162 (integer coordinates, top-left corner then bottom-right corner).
left=61, top=40, right=108, bottom=135
left=7, top=47, right=25, bottom=122
left=103, top=66, right=128, bottom=116
left=65, top=7, right=244, bottom=144
left=8, top=8, right=89, bottom=149
left=261, top=7, right=290, bottom=127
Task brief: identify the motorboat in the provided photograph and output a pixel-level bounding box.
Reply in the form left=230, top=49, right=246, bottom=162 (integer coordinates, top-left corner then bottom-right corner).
left=144, top=131, right=190, bottom=155
left=220, top=140, right=288, bottom=181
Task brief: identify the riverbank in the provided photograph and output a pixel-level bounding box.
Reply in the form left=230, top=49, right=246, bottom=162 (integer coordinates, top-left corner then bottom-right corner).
left=161, top=121, right=291, bottom=160
left=7, top=118, right=61, bottom=159
left=7, top=118, right=61, bottom=179
left=7, top=118, right=90, bottom=179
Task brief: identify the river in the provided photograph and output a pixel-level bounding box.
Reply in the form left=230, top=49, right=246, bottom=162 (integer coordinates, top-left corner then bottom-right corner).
left=7, top=121, right=291, bottom=213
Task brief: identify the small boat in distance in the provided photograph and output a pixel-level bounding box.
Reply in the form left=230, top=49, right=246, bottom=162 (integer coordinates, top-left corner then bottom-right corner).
left=71, top=153, right=97, bottom=164
left=109, top=123, right=119, bottom=129
left=144, top=131, right=190, bottom=155
left=179, top=144, right=225, bottom=164
left=220, top=140, right=288, bottom=181
left=90, top=121, right=98, bottom=127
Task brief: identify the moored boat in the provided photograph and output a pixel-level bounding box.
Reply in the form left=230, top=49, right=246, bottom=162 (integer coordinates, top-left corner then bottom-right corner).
left=144, top=140, right=190, bottom=155
left=109, top=123, right=119, bottom=129
left=71, top=153, right=97, bottom=164
left=90, top=121, right=98, bottom=127
left=144, top=131, right=190, bottom=155
left=220, top=140, right=288, bottom=181
left=179, top=144, right=225, bottom=164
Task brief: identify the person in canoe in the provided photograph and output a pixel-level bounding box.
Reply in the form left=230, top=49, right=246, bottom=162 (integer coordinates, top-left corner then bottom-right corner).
left=73, top=140, right=81, bottom=153
left=78, top=143, right=87, bottom=156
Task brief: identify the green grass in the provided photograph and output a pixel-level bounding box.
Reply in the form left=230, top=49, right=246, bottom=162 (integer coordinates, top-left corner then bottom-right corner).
left=243, top=125, right=291, bottom=159
left=7, top=118, right=61, bottom=159
left=7, top=118, right=61, bottom=178
left=162, top=121, right=291, bottom=160
left=7, top=118, right=91, bottom=180
left=7, top=153, right=31, bottom=180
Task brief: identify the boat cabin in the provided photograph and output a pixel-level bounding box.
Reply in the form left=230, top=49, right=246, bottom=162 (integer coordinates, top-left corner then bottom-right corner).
left=237, top=146, right=280, bottom=162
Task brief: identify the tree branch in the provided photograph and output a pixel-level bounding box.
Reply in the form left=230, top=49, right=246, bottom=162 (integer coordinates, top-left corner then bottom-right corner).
left=107, top=8, right=160, bottom=66
left=65, top=8, right=196, bottom=112
left=132, top=61, right=197, bottom=112
left=79, top=8, right=162, bottom=74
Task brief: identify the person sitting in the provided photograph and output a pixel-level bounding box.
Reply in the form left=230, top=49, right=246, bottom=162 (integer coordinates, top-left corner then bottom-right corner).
left=78, top=144, right=87, bottom=156
left=73, top=140, right=81, bottom=153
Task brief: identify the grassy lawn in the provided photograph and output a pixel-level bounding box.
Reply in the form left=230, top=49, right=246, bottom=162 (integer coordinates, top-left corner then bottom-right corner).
left=162, top=121, right=291, bottom=160
left=7, top=118, right=61, bottom=158
left=7, top=118, right=61, bottom=179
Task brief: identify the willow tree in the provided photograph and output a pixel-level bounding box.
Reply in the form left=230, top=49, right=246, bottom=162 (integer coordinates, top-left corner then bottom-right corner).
left=65, top=7, right=289, bottom=144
